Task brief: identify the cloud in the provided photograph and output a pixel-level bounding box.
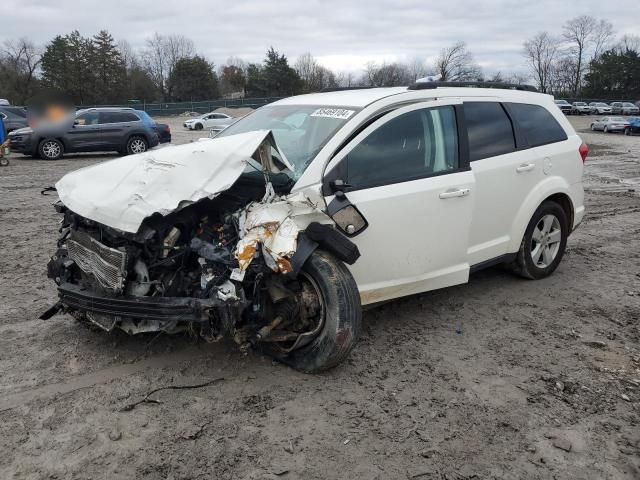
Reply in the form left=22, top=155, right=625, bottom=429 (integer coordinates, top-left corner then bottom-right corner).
left=1, top=0, right=637, bottom=75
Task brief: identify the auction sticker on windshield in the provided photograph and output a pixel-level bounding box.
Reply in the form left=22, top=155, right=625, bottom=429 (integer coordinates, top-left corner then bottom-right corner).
left=310, top=108, right=355, bottom=120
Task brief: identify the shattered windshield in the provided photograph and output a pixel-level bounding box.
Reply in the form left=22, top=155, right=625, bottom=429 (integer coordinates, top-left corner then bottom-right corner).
left=217, top=105, right=360, bottom=179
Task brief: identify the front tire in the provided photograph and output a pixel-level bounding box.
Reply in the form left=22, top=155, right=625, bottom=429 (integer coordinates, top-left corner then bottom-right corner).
left=624, top=128, right=631, bottom=136
left=266, top=250, right=362, bottom=373
left=194, top=123, right=203, bottom=131
left=510, top=201, right=568, bottom=280
left=38, top=138, right=64, bottom=160
left=126, top=136, right=148, bottom=155
left=604, top=125, right=609, bottom=133
left=590, top=124, right=595, bottom=131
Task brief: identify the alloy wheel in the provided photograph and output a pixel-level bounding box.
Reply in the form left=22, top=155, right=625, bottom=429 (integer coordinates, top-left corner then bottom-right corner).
left=42, top=141, right=61, bottom=159
left=530, top=214, right=562, bottom=269
left=130, top=139, right=147, bottom=154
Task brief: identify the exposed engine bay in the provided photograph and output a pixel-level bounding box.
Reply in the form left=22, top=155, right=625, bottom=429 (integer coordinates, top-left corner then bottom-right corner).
left=41, top=133, right=360, bottom=363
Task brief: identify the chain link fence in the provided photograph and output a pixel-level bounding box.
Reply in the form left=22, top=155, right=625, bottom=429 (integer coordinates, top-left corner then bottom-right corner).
left=79, top=96, right=285, bottom=117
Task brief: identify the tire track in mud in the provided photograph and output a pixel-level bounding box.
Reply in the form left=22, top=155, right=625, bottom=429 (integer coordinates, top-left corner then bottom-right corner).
left=0, top=345, right=218, bottom=412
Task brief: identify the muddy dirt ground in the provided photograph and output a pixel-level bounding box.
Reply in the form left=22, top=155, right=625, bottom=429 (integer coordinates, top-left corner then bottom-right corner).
left=1, top=115, right=639, bottom=479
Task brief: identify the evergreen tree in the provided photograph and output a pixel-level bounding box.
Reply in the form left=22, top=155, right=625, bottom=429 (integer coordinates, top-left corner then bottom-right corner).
left=167, top=55, right=218, bottom=101
left=262, top=47, right=301, bottom=96
left=92, top=30, right=126, bottom=103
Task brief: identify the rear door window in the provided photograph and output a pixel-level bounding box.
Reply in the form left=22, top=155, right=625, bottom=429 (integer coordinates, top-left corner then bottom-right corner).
left=463, top=102, right=516, bottom=161
left=507, top=103, right=568, bottom=147
left=346, top=105, right=459, bottom=189
left=101, top=111, right=139, bottom=123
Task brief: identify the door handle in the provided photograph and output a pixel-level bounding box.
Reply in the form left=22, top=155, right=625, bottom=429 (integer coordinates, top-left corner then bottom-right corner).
left=439, top=188, right=470, bottom=199
left=516, top=163, right=535, bottom=173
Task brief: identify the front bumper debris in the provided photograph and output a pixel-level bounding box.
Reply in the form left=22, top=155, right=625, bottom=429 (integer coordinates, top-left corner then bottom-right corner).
left=55, top=282, right=222, bottom=323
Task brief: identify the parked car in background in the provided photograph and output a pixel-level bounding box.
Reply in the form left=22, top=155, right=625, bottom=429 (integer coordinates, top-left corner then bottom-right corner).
left=42, top=83, right=587, bottom=371
left=590, top=116, right=630, bottom=133
left=8, top=107, right=159, bottom=160
left=588, top=102, right=611, bottom=115
left=183, top=112, right=235, bottom=131
left=554, top=99, right=572, bottom=114
left=0, top=106, right=28, bottom=133
left=624, top=117, right=640, bottom=136
left=571, top=102, right=591, bottom=115
left=0, top=98, right=10, bottom=106
left=610, top=102, right=640, bottom=115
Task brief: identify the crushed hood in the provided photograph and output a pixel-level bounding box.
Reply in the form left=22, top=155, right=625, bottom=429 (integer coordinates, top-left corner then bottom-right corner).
left=56, top=130, right=291, bottom=233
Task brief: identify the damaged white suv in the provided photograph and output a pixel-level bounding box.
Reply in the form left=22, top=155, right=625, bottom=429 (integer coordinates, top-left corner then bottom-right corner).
left=42, top=83, right=586, bottom=372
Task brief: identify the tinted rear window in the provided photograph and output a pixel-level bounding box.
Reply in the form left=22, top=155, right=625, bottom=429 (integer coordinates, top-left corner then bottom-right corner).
left=464, top=102, right=516, bottom=161
left=102, top=111, right=139, bottom=123
left=507, top=103, right=567, bottom=147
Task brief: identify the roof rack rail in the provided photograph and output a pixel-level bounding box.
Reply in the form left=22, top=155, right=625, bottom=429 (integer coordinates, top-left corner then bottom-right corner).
left=320, top=86, right=378, bottom=92
left=408, top=81, right=538, bottom=92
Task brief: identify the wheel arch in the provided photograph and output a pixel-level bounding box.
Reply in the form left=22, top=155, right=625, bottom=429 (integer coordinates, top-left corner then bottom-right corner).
left=507, top=177, right=574, bottom=253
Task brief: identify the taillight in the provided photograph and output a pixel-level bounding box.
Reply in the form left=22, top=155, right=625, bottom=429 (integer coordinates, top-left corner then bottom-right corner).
left=578, top=143, right=588, bottom=162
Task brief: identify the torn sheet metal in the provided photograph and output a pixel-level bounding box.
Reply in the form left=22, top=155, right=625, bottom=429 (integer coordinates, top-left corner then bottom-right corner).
left=55, top=130, right=282, bottom=234
left=234, top=192, right=331, bottom=273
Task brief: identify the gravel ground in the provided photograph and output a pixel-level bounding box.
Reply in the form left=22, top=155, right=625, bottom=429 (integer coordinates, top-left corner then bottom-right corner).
left=1, top=115, right=639, bottom=480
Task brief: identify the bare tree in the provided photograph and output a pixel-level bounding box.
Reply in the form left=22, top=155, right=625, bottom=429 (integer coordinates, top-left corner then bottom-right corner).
left=549, top=56, right=578, bottom=95
left=523, top=32, right=558, bottom=93
left=363, top=62, right=410, bottom=87
left=1, top=38, right=41, bottom=103
left=294, top=52, right=323, bottom=91
left=142, top=33, right=194, bottom=100
left=117, top=39, right=137, bottom=70
left=336, top=71, right=356, bottom=87
left=617, top=34, right=640, bottom=53
left=562, top=15, right=598, bottom=95
left=405, top=56, right=429, bottom=83
left=434, top=42, right=481, bottom=81
left=591, top=19, right=614, bottom=60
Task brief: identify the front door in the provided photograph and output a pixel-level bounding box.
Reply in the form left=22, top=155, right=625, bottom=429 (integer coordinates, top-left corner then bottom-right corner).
left=323, top=100, right=475, bottom=305
left=67, top=110, right=102, bottom=151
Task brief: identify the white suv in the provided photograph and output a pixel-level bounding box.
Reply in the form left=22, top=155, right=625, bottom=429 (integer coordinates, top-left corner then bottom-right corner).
left=43, top=83, right=586, bottom=372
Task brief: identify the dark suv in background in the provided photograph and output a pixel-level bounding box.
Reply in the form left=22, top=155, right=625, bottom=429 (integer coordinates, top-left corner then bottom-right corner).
left=0, top=106, right=28, bottom=133
left=8, top=107, right=159, bottom=160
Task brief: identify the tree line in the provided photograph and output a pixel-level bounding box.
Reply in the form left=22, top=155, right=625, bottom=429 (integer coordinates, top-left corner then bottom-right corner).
left=0, top=18, right=638, bottom=106
left=523, top=15, right=640, bottom=98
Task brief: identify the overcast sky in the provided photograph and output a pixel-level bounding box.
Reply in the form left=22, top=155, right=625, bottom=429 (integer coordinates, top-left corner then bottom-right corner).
left=1, top=0, right=638, bottom=75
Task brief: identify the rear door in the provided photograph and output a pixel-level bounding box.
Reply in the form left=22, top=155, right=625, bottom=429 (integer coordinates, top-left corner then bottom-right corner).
left=99, top=111, right=140, bottom=149
left=323, top=100, right=475, bottom=305
left=464, top=101, right=542, bottom=266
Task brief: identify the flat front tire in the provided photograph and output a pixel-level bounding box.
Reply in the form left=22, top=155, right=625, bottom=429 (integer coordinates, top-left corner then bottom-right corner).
left=266, top=250, right=362, bottom=373
left=510, top=201, right=568, bottom=280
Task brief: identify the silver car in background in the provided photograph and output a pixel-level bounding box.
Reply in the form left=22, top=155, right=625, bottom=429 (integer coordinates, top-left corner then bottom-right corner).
left=571, top=102, right=591, bottom=115
left=588, top=102, right=612, bottom=115
left=183, top=112, right=236, bottom=131
left=610, top=102, right=640, bottom=115
left=590, top=116, right=630, bottom=133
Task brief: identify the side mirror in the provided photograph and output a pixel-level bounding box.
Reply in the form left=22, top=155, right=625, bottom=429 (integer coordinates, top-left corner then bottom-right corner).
left=327, top=196, right=368, bottom=237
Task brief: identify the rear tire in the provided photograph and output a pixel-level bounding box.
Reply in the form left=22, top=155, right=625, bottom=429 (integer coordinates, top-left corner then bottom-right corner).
left=624, top=128, right=631, bottom=136
left=126, top=136, right=148, bottom=155
left=264, top=250, right=362, bottom=373
left=510, top=201, right=568, bottom=280
left=38, top=138, right=64, bottom=160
